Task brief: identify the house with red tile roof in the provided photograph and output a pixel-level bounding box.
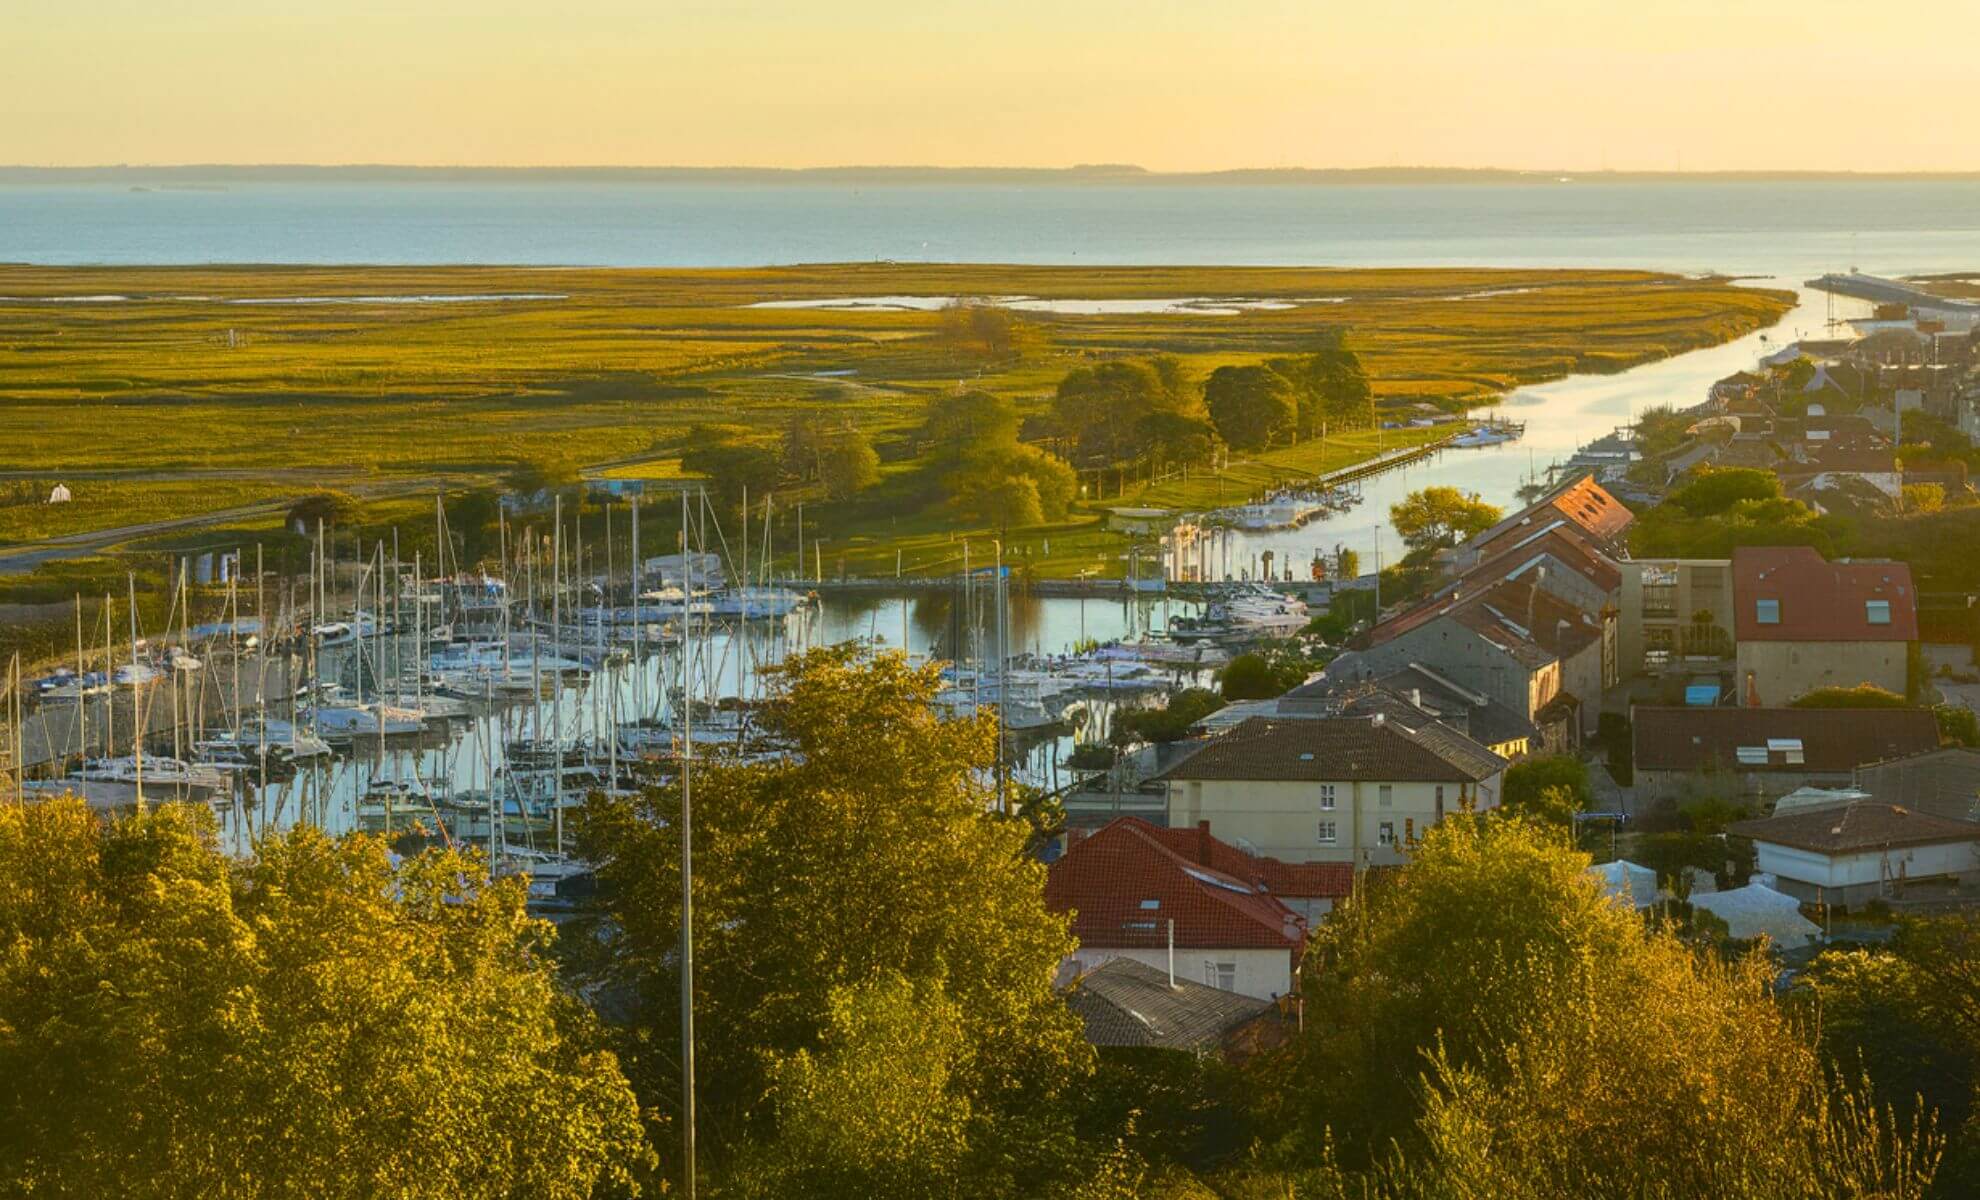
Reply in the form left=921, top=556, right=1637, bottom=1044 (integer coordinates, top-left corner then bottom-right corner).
left=1731, top=547, right=1917, bottom=706
left=1453, top=474, right=1633, bottom=570
left=1046, top=817, right=1313, bottom=1000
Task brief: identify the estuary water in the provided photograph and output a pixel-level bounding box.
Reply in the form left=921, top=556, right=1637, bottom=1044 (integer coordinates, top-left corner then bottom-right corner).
left=4, top=179, right=1980, bottom=275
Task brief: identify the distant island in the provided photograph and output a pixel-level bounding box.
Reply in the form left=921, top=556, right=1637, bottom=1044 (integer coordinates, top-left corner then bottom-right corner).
left=6, top=164, right=1980, bottom=186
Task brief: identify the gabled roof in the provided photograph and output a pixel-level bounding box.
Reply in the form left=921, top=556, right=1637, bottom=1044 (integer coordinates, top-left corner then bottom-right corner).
left=1363, top=575, right=1604, bottom=669
left=1464, top=473, right=1633, bottom=557
left=1063, top=958, right=1274, bottom=1050
left=1143, top=820, right=1354, bottom=902
left=1632, top=706, right=1940, bottom=775
left=1045, top=818, right=1306, bottom=953
left=1732, top=547, right=1917, bottom=642
left=1853, top=746, right=1980, bottom=823
left=1159, top=716, right=1505, bottom=784
left=1435, top=524, right=1623, bottom=599
left=1729, top=801, right=1980, bottom=854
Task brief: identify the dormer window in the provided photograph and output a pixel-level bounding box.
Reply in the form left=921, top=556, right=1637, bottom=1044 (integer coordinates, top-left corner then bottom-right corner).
left=1755, top=598, right=1781, bottom=625
left=1865, top=600, right=1891, bottom=625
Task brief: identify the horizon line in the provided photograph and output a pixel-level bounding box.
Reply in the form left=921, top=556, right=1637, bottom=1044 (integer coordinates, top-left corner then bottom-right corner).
left=7, top=163, right=1980, bottom=181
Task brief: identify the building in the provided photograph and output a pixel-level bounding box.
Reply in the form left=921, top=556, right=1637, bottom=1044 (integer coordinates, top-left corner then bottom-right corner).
left=1062, top=958, right=1281, bottom=1055
left=1045, top=817, right=1308, bottom=1000
left=1344, top=577, right=1612, bottom=741
left=1140, top=819, right=1356, bottom=923
left=1452, top=474, right=1634, bottom=570
left=1731, top=547, right=1917, bottom=706
left=1728, top=801, right=1980, bottom=905
left=1618, top=558, right=1735, bottom=676
left=1853, top=746, right=1980, bottom=824
left=1425, top=524, right=1623, bottom=618
left=1159, top=716, right=1505, bottom=868
left=1631, top=706, right=1941, bottom=804
left=1281, top=663, right=1538, bottom=761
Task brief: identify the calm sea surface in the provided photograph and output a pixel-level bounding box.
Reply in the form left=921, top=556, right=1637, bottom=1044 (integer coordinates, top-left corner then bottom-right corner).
left=4, top=180, right=1980, bottom=274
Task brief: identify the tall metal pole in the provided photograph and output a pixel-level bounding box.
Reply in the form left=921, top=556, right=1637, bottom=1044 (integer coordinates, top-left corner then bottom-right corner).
left=680, top=486, right=697, bottom=1199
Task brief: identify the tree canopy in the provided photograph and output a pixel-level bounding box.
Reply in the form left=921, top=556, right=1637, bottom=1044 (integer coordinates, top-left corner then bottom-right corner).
left=680, top=428, right=783, bottom=515
left=946, top=443, right=1078, bottom=530
left=0, top=798, right=651, bottom=1199
left=1203, top=365, right=1296, bottom=452
left=1388, top=486, right=1503, bottom=552
left=1269, top=332, right=1375, bottom=437
left=573, top=649, right=1092, bottom=1195
left=819, top=429, right=881, bottom=500
left=1053, top=358, right=1202, bottom=465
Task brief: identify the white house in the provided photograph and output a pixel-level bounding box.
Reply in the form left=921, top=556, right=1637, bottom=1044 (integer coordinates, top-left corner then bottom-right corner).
left=1728, top=800, right=1980, bottom=906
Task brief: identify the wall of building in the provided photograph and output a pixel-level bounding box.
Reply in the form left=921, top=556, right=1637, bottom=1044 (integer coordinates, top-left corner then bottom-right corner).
left=1168, top=774, right=1500, bottom=867
left=1619, top=559, right=1734, bottom=676
left=1354, top=618, right=1548, bottom=729
left=1735, top=639, right=1908, bottom=706
left=1633, top=766, right=1854, bottom=806
left=1060, top=946, right=1295, bottom=1002
left=1755, top=840, right=1980, bottom=905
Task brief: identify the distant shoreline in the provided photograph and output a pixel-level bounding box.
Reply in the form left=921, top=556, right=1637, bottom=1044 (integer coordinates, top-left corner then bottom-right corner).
left=6, top=165, right=1980, bottom=186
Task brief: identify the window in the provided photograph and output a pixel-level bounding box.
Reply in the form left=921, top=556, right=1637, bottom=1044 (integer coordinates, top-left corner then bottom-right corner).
left=1317, top=820, right=1337, bottom=845
left=1866, top=600, right=1892, bottom=625
left=1205, top=961, right=1237, bottom=992
left=1378, top=784, right=1393, bottom=808
left=1755, top=598, right=1781, bottom=625
left=1378, top=822, right=1396, bottom=847
left=1138, top=899, right=1161, bottom=910
left=1319, top=783, right=1336, bottom=810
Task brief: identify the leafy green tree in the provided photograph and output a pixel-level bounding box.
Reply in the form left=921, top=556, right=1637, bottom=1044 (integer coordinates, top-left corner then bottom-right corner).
left=735, top=972, right=974, bottom=1199
left=1055, top=360, right=1198, bottom=464
left=680, top=431, right=782, bottom=516
left=938, top=301, right=1023, bottom=359
left=1266, top=817, right=1940, bottom=1196
left=1203, top=365, right=1296, bottom=451
left=443, top=487, right=503, bottom=566
left=1112, top=687, right=1226, bottom=745
left=285, top=489, right=359, bottom=530
left=782, top=411, right=832, bottom=482
left=0, top=798, right=651, bottom=1199
left=1217, top=647, right=1317, bottom=700
left=1500, top=755, right=1592, bottom=821
left=505, top=454, right=584, bottom=501
left=946, top=443, right=1077, bottom=530
left=1672, top=468, right=1783, bottom=516
left=820, top=429, right=881, bottom=500
left=1136, top=411, right=1218, bottom=470
left=1936, top=704, right=1980, bottom=747
left=1270, top=332, right=1374, bottom=437
left=573, top=649, right=1092, bottom=1191
left=921, top=390, right=1023, bottom=456
left=1388, top=486, right=1503, bottom=552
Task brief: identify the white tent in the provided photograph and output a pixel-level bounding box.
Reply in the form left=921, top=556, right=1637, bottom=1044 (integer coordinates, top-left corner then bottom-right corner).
left=46, top=483, right=71, bottom=504
left=1589, top=860, right=1659, bottom=910
left=1691, top=880, right=1822, bottom=948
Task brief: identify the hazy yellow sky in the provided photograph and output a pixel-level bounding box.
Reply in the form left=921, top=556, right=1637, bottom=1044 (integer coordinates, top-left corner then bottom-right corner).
left=6, top=0, right=1975, bottom=171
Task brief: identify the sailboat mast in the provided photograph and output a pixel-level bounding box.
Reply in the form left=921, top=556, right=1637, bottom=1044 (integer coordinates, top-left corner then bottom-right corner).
left=680, top=484, right=698, bottom=1200
left=127, top=572, right=143, bottom=809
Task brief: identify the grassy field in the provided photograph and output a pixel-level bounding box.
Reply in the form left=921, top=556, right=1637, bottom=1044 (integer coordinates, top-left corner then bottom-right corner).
left=0, top=262, right=1792, bottom=591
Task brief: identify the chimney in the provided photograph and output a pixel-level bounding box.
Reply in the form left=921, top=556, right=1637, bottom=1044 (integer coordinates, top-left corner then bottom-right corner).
left=1197, top=819, right=1214, bottom=866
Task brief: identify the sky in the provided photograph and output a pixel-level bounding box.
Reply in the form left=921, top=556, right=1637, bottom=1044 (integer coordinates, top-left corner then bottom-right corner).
left=6, top=0, right=1976, bottom=172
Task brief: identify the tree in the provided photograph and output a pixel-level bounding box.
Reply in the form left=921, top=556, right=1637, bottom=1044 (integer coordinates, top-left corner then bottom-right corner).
left=1266, top=817, right=1941, bottom=1196
left=1112, top=688, right=1226, bottom=745
left=572, top=649, right=1092, bottom=1191
left=946, top=443, right=1077, bottom=530
left=1936, top=703, right=1980, bottom=747
left=1500, top=755, right=1592, bottom=822
left=1136, top=411, right=1218, bottom=471
left=921, top=390, right=1022, bottom=456
left=1672, top=468, right=1783, bottom=517
left=820, top=430, right=881, bottom=500
left=1270, top=332, right=1374, bottom=437
left=735, top=972, right=974, bottom=1200
left=938, top=300, right=1022, bottom=359
left=285, top=490, right=359, bottom=530
left=680, top=431, right=782, bottom=516
left=1054, top=360, right=1184, bottom=464
left=1905, top=483, right=1948, bottom=514
left=443, top=487, right=503, bottom=566
left=782, top=411, right=832, bottom=482
left=1388, top=486, right=1503, bottom=552
left=1203, top=365, right=1296, bottom=452
left=0, top=798, right=651, bottom=1198
left=1217, top=646, right=1318, bottom=700
left=505, top=454, right=583, bottom=501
